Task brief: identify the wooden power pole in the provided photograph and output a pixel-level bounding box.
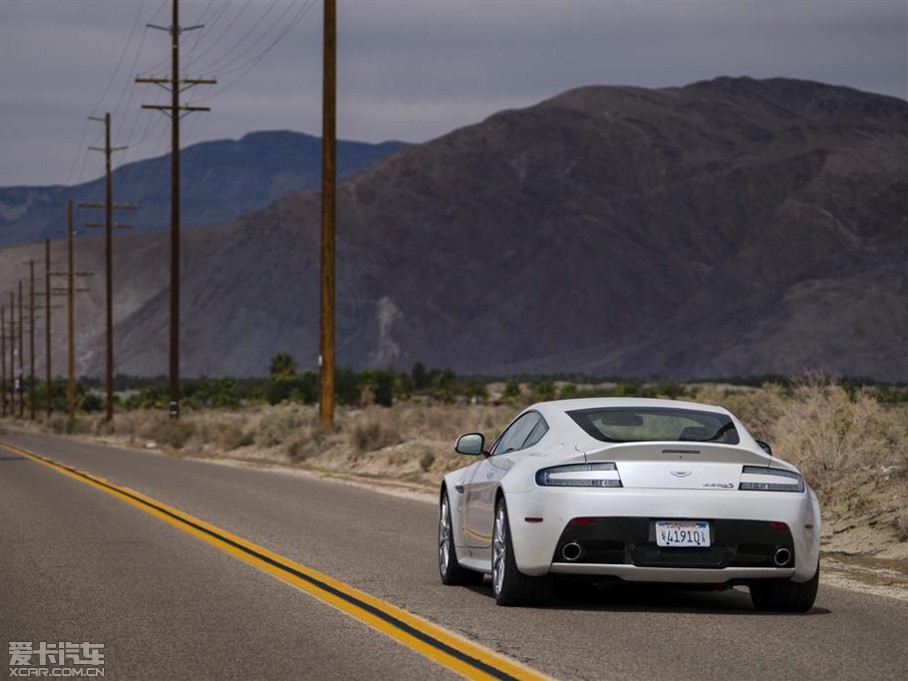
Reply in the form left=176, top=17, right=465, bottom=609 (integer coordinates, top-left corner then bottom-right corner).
left=1, top=305, right=6, bottom=417
left=17, top=281, right=24, bottom=418
left=50, top=202, right=94, bottom=421
left=319, top=0, right=337, bottom=428
left=8, top=292, right=15, bottom=417
left=80, top=113, right=134, bottom=421
left=38, top=237, right=69, bottom=419
left=137, top=0, right=215, bottom=420
left=27, top=261, right=36, bottom=421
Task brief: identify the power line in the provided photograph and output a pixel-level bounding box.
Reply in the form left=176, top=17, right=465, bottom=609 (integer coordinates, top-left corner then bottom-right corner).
left=182, top=0, right=255, bottom=71
left=197, top=0, right=316, bottom=102
left=193, top=0, right=289, bottom=75
left=90, top=1, right=148, bottom=118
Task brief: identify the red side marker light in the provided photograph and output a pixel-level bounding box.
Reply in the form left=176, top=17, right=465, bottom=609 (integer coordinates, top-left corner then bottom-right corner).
left=524, top=517, right=544, bottom=524
left=569, top=517, right=594, bottom=526
left=768, top=521, right=787, bottom=530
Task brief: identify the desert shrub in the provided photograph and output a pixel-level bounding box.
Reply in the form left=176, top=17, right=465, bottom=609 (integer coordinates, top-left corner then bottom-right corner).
left=532, top=380, right=556, bottom=401
left=419, top=451, right=436, bottom=471
left=767, top=375, right=907, bottom=487
left=352, top=418, right=401, bottom=453
left=209, top=378, right=242, bottom=409
left=358, top=369, right=396, bottom=407
left=656, top=381, right=685, bottom=399
left=79, top=392, right=104, bottom=413
left=502, top=380, right=522, bottom=403
left=256, top=409, right=300, bottom=447
left=558, top=383, right=578, bottom=399
left=125, top=386, right=166, bottom=411
left=895, top=512, right=908, bottom=542
left=335, top=367, right=360, bottom=406
left=693, top=383, right=787, bottom=441
left=156, top=420, right=195, bottom=449
left=411, top=362, right=429, bottom=390
left=213, top=422, right=254, bottom=451
left=48, top=415, right=68, bottom=434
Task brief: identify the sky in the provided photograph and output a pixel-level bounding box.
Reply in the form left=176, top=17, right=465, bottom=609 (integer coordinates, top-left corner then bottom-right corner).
left=1, top=0, right=906, bottom=186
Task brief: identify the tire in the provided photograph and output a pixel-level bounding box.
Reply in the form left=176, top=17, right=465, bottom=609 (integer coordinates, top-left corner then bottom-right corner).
left=491, top=497, right=552, bottom=606
left=438, top=491, right=484, bottom=586
left=750, top=561, right=820, bottom=612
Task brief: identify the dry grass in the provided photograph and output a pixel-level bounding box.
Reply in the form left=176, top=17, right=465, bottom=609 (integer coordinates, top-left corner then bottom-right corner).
left=896, top=512, right=908, bottom=543
left=693, top=374, right=908, bottom=490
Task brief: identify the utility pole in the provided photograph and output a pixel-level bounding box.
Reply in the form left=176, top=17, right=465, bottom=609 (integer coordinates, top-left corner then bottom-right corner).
left=50, top=202, right=93, bottom=421
left=319, top=0, right=337, bottom=428
left=8, top=292, right=15, bottom=417
left=80, top=113, right=134, bottom=421
left=137, top=0, right=215, bottom=420
left=17, top=281, right=24, bottom=418
left=39, top=238, right=70, bottom=419
left=44, top=240, right=52, bottom=416
left=28, top=261, right=36, bottom=421
left=1, top=306, right=6, bottom=417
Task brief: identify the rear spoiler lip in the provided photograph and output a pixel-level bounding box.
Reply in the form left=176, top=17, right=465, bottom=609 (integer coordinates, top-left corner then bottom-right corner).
left=582, top=440, right=773, bottom=466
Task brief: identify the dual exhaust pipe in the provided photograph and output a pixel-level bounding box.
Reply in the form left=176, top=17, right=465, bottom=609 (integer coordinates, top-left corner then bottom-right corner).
left=772, top=547, right=792, bottom=567
left=560, top=542, right=791, bottom=566
left=561, top=542, right=583, bottom=562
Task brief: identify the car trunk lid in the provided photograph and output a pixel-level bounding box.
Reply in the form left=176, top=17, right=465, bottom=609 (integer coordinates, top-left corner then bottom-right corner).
left=584, top=442, right=770, bottom=490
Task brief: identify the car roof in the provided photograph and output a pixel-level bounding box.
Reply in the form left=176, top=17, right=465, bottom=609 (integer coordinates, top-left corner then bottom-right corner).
left=529, top=397, right=732, bottom=419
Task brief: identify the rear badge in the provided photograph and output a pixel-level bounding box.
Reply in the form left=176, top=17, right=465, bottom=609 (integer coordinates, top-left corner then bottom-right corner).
left=670, top=471, right=692, bottom=478
left=703, top=482, right=735, bottom=489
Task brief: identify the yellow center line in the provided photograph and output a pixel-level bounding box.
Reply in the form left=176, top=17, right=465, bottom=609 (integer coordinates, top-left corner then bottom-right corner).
left=1, top=440, right=552, bottom=681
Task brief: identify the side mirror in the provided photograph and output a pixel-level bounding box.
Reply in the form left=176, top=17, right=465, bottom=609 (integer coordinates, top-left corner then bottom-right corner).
left=756, top=440, right=772, bottom=456
left=455, top=433, right=485, bottom=456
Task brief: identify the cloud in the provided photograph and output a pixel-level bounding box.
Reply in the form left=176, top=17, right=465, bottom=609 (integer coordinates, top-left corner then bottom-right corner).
left=1, top=0, right=905, bottom=185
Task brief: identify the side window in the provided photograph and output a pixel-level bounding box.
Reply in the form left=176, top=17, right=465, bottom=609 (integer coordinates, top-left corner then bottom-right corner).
left=491, top=412, right=541, bottom=456
left=523, top=418, right=549, bottom=448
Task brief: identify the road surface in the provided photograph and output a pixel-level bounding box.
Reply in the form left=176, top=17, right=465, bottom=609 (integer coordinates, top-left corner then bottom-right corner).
left=1, top=429, right=906, bottom=680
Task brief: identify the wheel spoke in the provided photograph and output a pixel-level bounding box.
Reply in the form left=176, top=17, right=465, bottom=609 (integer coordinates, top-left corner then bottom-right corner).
left=438, top=497, right=451, bottom=574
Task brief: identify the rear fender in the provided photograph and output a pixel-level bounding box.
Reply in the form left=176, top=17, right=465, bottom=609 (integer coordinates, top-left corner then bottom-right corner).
left=441, top=474, right=468, bottom=548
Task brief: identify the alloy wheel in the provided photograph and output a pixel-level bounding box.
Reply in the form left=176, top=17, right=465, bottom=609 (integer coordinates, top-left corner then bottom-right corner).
left=492, top=504, right=506, bottom=596
left=439, top=496, right=451, bottom=576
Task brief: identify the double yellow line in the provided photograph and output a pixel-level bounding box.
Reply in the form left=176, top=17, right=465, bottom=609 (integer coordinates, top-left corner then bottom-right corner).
left=1, top=441, right=550, bottom=681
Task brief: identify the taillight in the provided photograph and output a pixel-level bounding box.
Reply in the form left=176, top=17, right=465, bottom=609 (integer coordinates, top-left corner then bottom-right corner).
left=535, top=463, right=622, bottom=488
left=739, top=466, right=804, bottom=492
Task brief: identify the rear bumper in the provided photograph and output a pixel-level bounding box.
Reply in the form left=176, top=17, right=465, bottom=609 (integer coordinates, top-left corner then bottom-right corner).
left=549, top=564, right=795, bottom=583
left=503, top=486, right=821, bottom=582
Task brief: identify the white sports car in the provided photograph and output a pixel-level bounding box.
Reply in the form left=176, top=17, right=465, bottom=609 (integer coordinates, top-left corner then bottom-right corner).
left=438, top=398, right=821, bottom=610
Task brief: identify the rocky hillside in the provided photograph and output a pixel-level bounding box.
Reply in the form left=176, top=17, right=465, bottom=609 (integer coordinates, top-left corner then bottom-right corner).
left=0, top=131, right=406, bottom=247
left=0, top=77, right=905, bottom=380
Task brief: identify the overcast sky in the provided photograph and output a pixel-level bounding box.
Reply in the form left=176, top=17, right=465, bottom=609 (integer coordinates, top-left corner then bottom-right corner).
left=1, top=0, right=905, bottom=186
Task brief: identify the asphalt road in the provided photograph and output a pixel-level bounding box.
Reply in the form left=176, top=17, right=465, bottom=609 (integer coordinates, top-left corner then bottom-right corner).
left=2, top=429, right=907, bottom=680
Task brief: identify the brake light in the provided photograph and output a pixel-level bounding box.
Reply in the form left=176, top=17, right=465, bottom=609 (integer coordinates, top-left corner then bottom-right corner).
left=535, top=463, right=623, bottom=488
left=739, top=466, right=805, bottom=492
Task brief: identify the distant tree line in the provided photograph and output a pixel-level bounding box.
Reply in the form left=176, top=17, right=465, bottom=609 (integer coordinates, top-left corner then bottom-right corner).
left=31, top=358, right=907, bottom=414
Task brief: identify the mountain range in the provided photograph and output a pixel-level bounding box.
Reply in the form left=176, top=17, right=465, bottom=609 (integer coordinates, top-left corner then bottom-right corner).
left=0, top=77, right=905, bottom=380
left=0, top=131, right=406, bottom=247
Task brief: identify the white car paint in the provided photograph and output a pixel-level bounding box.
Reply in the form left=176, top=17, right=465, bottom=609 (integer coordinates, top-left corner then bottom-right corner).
left=442, top=398, right=821, bottom=585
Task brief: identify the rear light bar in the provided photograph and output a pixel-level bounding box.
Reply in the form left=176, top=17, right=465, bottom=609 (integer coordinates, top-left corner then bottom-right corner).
left=739, top=466, right=804, bottom=492
left=535, top=463, right=623, bottom=488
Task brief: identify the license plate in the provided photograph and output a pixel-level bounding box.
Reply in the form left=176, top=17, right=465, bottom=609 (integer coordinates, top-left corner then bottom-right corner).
left=655, top=520, right=711, bottom=547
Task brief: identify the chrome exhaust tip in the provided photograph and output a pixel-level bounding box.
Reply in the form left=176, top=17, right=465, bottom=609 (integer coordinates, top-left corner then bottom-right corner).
left=772, top=547, right=792, bottom=567
left=561, top=542, right=583, bottom=562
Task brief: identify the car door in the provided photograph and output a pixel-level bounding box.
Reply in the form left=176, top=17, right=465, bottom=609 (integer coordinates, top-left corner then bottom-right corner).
left=463, top=411, right=543, bottom=548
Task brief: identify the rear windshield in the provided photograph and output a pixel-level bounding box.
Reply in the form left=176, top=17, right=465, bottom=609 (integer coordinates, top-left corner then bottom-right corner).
left=567, top=407, right=739, bottom=444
